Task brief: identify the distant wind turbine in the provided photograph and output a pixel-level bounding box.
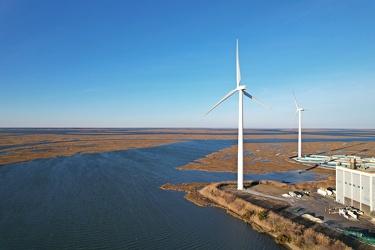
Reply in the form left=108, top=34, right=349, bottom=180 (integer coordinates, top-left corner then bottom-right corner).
left=205, top=40, right=270, bottom=190
left=290, top=91, right=305, bottom=158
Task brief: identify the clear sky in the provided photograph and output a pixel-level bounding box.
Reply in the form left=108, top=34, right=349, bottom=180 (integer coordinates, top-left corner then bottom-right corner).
left=1, top=0, right=374, bottom=128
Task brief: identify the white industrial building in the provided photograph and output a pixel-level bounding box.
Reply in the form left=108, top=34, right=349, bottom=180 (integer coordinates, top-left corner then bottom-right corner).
left=336, top=165, right=375, bottom=215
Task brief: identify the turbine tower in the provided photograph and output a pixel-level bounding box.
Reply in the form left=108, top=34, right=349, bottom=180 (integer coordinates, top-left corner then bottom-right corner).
left=291, top=91, right=304, bottom=158
left=205, top=40, right=270, bottom=190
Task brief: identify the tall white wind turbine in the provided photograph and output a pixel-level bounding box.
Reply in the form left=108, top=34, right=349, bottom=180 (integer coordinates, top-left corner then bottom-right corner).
left=205, top=40, right=270, bottom=190
left=291, top=91, right=305, bottom=158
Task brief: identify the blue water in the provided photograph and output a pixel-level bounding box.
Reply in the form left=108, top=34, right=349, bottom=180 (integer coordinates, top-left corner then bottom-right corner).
left=0, top=140, right=321, bottom=249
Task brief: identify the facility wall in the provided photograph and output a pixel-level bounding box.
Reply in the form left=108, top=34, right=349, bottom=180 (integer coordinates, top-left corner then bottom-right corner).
left=352, top=173, right=360, bottom=203
left=336, top=166, right=374, bottom=215
left=362, top=175, right=370, bottom=206
left=344, top=172, right=351, bottom=198
left=336, top=169, right=344, bottom=204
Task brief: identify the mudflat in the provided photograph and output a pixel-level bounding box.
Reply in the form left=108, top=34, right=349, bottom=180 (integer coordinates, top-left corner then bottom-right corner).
left=178, top=140, right=375, bottom=176
left=1, top=129, right=374, bottom=173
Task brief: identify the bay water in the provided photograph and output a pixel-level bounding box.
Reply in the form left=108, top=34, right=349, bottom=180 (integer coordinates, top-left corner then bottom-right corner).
left=0, top=140, right=318, bottom=249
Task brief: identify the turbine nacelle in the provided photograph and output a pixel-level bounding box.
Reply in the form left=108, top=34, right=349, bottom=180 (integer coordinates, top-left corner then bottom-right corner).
left=237, top=85, right=247, bottom=91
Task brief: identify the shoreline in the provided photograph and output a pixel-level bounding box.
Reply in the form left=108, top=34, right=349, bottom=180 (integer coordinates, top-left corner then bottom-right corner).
left=161, top=180, right=372, bottom=250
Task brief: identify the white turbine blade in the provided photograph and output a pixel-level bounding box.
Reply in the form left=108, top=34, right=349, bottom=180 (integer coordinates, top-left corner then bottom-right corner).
left=293, top=91, right=299, bottom=109
left=243, top=91, right=271, bottom=109
left=204, top=89, right=237, bottom=116
left=236, top=39, right=241, bottom=86
left=289, top=110, right=298, bottom=130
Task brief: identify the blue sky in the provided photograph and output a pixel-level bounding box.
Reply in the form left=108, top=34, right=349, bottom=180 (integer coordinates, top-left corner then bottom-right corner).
left=1, top=0, right=374, bottom=128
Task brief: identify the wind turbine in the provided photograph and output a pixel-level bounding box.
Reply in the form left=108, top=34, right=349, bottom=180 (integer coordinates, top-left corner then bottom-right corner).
left=290, top=91, right=304, bottom=158
left=205, top=40, right=270, bottom=190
